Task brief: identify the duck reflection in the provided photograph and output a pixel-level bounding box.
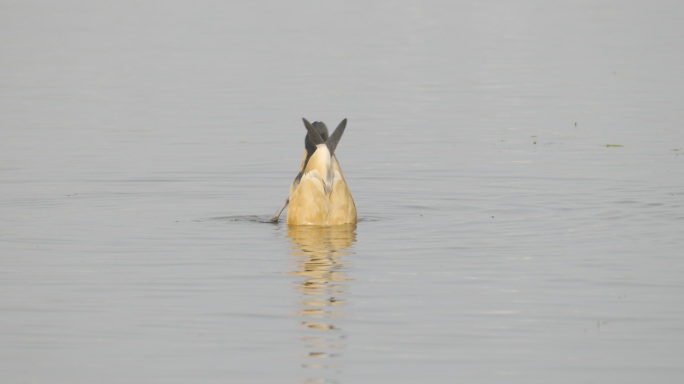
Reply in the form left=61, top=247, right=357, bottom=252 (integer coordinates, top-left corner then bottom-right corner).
left=288, top=224, right=357, bottom=383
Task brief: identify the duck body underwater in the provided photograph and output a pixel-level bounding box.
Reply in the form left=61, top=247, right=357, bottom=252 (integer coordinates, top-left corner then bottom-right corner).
left=270, top=118, right=357, bottom=226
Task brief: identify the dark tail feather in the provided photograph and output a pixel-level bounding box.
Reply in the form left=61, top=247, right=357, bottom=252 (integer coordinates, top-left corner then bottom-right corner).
left=302, top=118, right=325, bottom=145
left=325, top=118, right=347, bottom=156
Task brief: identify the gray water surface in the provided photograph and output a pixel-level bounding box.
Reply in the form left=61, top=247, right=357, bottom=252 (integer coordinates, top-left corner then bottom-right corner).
left=2, top=1, right=683, bottom=383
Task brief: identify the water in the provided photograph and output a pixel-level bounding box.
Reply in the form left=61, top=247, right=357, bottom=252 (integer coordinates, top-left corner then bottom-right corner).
left=2, top=1, right=683, bottom=383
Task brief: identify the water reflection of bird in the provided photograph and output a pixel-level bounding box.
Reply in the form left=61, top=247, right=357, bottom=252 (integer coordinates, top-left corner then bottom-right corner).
left=270, top=118, right=357, bottom=225
left=288, top=224, right=357, bottom=381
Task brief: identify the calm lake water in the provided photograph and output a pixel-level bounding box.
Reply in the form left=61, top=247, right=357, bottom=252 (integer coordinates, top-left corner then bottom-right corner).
left=2, top=1, right=683, bottom=383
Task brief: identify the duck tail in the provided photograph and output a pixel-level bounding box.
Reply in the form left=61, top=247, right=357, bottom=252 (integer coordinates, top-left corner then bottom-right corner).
left=325, top=118, right=347, bottom=156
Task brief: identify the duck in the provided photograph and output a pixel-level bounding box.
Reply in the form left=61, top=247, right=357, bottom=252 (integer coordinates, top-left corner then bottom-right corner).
left=270, top=118, right=357, bottom=225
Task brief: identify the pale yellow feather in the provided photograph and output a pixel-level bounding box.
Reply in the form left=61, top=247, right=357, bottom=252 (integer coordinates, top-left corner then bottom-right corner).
left=287, top=146, right=356, bottom=226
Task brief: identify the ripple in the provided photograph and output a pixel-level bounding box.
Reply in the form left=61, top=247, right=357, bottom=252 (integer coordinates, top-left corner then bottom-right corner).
left=198, top=215, right=385, bottom=224
left=201, top=215, right=277, bottom=224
